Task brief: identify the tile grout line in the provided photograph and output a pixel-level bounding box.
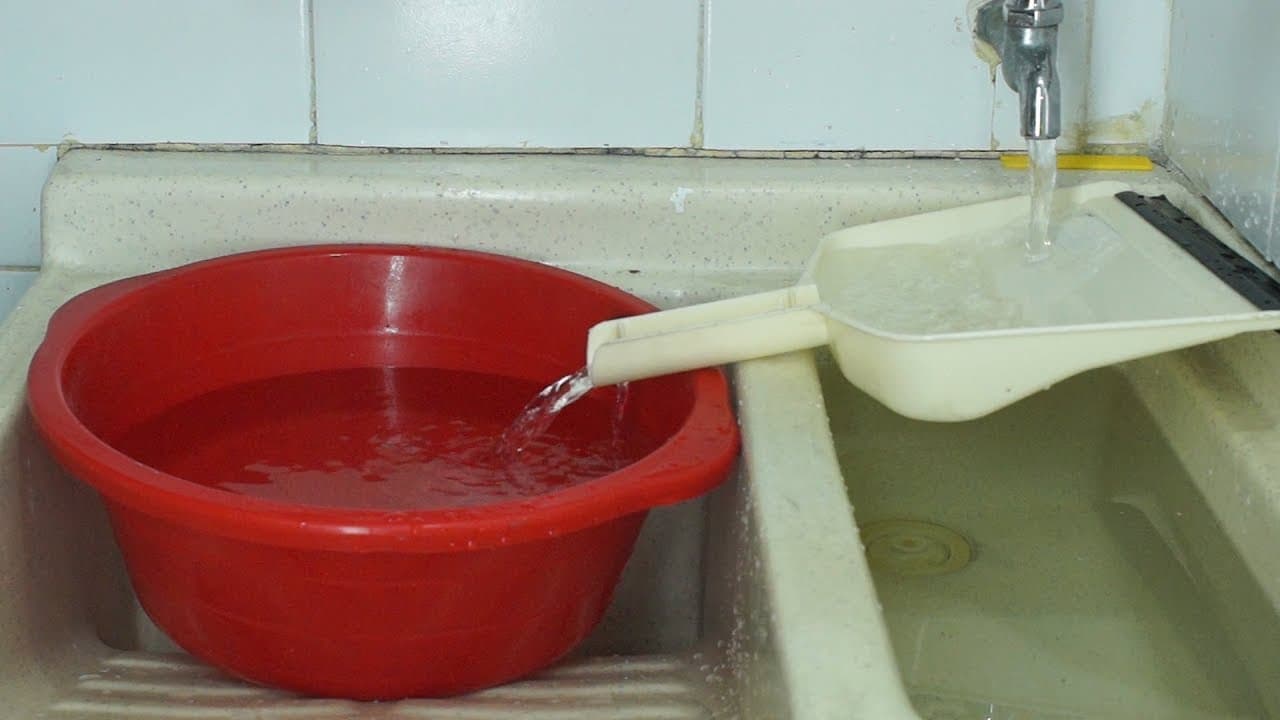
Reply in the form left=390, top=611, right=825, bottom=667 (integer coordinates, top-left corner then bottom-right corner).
left=988, top=75, right=999, bottom=151
left=57, top=142, right=1013, bottom=160
left=1154, top=0, right=1176, bottom=160
left=690, top=0, right=708, bottom=149
left=1078, top=0, right=1097, bottom=148
left=305, top=0, right=319, bottom=145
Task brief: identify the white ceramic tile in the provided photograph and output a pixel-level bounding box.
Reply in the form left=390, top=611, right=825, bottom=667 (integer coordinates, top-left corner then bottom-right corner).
left=1087, top=0, right=1167, bottom=140
left=1271, top=156, right=1280, bottom=256
left=0, top=147, right=57, bottom=267
left=703, top=0, right=993, bottom=150
left=313, top=0, right=698, bottom=147
left=0, top=1, right=310, bottom=144
left=1166, top=0, right=1280, bottom=259
left=0, top=270, right=37, bottom=323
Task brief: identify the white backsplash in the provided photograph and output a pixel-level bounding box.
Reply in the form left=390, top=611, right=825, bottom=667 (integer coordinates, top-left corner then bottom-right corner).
left=702, top=0, right=995, bottom=150
left=312, top=0, right=699, bottom=147
left=0, top=147, right=56, bottom=268
left=1165, top=0, right=1280, bottom=262
left=0, top=0, right=311, bottom=145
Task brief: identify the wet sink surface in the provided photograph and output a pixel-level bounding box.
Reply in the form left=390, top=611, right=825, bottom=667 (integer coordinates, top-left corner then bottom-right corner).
left=820, top=352, right=1280, bottom=719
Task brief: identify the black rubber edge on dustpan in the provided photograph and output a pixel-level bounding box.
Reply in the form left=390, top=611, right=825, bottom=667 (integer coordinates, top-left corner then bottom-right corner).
left=1116, top=191, right=1280, bottom=312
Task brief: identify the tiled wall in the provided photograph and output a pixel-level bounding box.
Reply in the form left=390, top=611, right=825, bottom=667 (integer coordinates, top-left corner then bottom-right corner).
left=1166, top=0, right=1280, bottom=262
left=308, top=0, right=1167, bottom=151
left=1, top=0, right=1169, bottom=310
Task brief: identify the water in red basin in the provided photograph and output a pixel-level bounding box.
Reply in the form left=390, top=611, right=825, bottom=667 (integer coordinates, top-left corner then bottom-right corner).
left=116, top=366, right=637, bottom=510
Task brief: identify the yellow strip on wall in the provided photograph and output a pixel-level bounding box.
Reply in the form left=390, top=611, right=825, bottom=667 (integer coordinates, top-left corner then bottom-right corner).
left=999, top=154, right=1154, bottom=171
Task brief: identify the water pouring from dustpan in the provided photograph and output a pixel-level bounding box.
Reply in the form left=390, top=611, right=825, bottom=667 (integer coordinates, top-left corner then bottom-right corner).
left=586, top=181, right=1280, bottom=422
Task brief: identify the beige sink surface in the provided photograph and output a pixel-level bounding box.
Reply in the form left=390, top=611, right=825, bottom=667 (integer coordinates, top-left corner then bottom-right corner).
left=822, top=344, right=1280, bottom=717
left=2, top=149, right=1277, bottom=719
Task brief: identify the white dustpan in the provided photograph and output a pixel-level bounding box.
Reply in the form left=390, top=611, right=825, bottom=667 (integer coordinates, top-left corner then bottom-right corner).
left=587, top=181, right=1280, bottom=421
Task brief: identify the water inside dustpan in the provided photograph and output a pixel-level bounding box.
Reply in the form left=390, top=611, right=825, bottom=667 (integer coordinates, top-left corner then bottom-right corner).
left=824, top=212, right=1257, bottom=336
left=588, top=182, right=1280, bottom=421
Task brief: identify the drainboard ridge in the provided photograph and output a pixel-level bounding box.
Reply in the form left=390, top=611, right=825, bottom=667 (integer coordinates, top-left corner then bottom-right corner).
left=43, top=651, right=724, bottom=720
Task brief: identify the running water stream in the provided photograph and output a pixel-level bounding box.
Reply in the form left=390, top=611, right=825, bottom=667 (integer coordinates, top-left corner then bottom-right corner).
left=500, top=368, right=595, bottom=457
left=500, top=368, right=629, bottom=459
left=1027, top=138, right=1058, bottom=262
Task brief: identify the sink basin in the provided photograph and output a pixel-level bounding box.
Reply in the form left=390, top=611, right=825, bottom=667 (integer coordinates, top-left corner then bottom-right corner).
left=1, top=150, right=801, bottom=718
left=821, top=350, right=1280, bottom=718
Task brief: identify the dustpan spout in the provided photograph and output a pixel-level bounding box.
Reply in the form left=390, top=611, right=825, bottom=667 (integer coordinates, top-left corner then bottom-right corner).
left=587, top=286, right=828, bottom=385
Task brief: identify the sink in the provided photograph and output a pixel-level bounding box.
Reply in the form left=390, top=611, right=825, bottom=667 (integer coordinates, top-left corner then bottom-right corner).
left=821, top=350, right=1280, bottom=718
left=3, top=148, right=1277, bottom=718
left=1, top=150, right=800, bottom=719
left=3, top=288, right=774, bottom=719
left=733, top=333, right=1280, bottom=719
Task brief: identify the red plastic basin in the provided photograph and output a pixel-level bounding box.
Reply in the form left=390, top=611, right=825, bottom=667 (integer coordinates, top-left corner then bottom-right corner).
left=26, top=245, right=739, bottom=699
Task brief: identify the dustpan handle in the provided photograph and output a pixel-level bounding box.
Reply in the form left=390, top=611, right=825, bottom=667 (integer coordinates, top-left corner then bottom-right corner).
left=587, top=285, right=828, bottom=385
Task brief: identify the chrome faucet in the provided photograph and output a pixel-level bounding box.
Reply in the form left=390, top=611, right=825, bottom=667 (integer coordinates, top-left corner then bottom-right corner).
left=976, top=0, right=1063, bottom=140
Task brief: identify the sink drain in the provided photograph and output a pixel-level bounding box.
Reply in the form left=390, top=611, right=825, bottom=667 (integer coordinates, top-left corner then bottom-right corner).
left=860, top=520, right=971, bottom=576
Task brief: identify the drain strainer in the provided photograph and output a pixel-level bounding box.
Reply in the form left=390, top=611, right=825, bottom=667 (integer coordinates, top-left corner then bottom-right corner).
left=860, top=520, right=971, bottom=576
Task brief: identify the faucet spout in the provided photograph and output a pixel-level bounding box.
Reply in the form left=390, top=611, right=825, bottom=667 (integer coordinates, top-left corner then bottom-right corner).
left=976, top=0, right=1064, bottom=140
left=1010, top=34, right=1060, bottom=140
